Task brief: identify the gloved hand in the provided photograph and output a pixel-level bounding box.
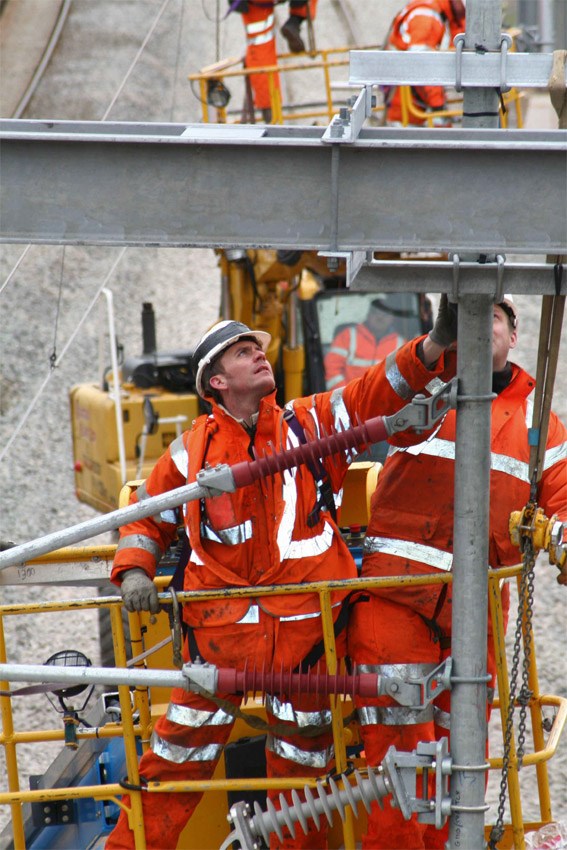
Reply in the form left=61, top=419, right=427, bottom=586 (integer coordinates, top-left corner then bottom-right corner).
left=428, top=293, right=458, bottom=347
left=120, top=569, right=160, bottom=614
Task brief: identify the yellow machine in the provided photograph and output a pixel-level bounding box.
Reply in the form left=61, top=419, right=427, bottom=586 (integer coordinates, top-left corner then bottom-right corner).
left=69, top=249, right=431, bottom=513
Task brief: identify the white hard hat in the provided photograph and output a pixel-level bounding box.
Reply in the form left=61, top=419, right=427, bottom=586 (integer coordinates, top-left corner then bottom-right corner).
left=192, top=320, right=271, bottom=398
left=498, top=293, right=517, bottom=328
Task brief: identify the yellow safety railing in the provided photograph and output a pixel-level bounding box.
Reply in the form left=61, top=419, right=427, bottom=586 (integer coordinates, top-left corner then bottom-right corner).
left=188, top=45, right=385, bottom=126
left=1, top=560, right=565, bottom=849
left=398, top=85, right=525, bottom=128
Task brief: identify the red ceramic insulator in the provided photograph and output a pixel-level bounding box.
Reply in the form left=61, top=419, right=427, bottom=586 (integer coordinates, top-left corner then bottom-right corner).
left=231, top=415, right=388, bottom=488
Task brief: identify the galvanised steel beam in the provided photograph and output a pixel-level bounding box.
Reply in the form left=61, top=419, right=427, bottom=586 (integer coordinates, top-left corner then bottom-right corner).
left=1, top=120, right=565, bottom=256
left=354, top=261, right=567, bottom=295
left=349, top=49, right=557, bottom=88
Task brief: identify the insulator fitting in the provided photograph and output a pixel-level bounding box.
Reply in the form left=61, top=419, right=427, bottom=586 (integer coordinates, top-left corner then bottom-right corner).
left=215, top=661, right=380, bottom=701
left=228, top=767, right=388, bottom=849
left=231, top=416, right=388, bottom=489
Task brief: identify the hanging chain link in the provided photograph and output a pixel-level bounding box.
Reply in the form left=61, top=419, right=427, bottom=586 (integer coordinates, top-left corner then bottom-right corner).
left=488, top=510, right=537, bottom=849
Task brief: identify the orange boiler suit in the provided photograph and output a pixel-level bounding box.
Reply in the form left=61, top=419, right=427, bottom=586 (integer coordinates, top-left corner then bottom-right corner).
left=106, top=336, right=455, bottom=849
left=348, top=363, right=567, bottom=849
left=325, top=324, right=406, bottom=390
left=240, top=0, right=317, bottom=111
left=386, top=0, right=465, bottom=125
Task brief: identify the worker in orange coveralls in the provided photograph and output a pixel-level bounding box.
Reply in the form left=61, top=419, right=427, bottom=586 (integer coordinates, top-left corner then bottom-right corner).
left=384, top=0, right=466, bottom=125
left=106, top=299, right=458, bottom=849
left=325, top=296, right=407, bottom=391
left=348, top=296, right=567, bottom=849
left=231, top=0, right=318, bottom=121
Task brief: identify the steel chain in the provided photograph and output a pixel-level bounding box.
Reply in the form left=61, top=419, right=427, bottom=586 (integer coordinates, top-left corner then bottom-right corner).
left=488, top=536, right=536, bottom=849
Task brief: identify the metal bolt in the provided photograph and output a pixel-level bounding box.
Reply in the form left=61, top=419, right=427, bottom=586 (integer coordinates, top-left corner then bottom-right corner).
left=390, top=682, right=399, bottom=693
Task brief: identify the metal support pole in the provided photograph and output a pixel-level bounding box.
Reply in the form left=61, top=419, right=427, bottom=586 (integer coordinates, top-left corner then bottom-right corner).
left=449, top=5, right=504, bottom=846
left=450, top=295, right=493, bottom=848
left=461, top=0, right=502, bottom=129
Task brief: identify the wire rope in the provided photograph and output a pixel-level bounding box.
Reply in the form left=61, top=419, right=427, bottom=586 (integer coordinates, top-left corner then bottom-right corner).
left=0, top=248, right=128, bottom=465
left=2, top=1, right=178, bottom=459
left=101, top=0, right=172, bottom=121
left=0, top=244, right=31, bottom=295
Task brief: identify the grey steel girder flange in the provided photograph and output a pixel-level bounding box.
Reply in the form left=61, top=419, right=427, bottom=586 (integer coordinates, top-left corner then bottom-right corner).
left=348, top=49, right=559, bottom=90
left=0, top=120, right=565, bottom=258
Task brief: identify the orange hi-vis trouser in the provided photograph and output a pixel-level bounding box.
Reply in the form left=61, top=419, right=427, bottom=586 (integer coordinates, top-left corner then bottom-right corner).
left=242, top=1, right=317, bottom=110
left=106, top=613, right=344, bottom=849
left=348, top=596, right=496, bottom=850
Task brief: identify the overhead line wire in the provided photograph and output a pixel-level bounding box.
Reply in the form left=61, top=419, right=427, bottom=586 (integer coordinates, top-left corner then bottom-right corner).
left=0, top=248, right=128, bottom=465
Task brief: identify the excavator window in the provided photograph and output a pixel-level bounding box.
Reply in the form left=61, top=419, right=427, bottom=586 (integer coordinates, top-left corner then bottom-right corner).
left=301, top=289, right=428, bottom=461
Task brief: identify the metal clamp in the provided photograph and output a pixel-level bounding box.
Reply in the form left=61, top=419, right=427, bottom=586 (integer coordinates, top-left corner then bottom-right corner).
left=386, top=379, right=458, bottom=436
left=454, top=34, right=465, bottom=92
left=495, top=253, right=506, bottom=302
left=380, top=658, right=453, bottom=710
left=451, top=253, right=461, bottom=301
left=322, top=85, right=375, bottom=144
left=499, top=34, right=513, bottom=93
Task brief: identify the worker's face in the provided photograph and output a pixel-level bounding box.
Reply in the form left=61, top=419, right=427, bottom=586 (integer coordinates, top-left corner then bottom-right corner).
left=210, top=340, right=275, bottom=399
left=367, top=306, right=392, bottom=339
left=492, top=305, right=517, bottom=371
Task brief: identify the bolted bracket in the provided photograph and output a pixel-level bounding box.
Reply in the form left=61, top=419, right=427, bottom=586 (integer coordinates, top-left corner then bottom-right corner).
left=322, top=84, right=375, bottom=144
left=382, top=738, right=452, bottom=829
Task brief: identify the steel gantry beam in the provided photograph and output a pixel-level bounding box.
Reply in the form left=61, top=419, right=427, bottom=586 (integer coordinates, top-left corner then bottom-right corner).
left=0, top=120, right=566, bottom=256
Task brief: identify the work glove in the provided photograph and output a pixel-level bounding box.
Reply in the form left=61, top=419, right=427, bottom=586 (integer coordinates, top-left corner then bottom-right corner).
left=428, top=293, right=458, bottom=347
left=120, top=568, right=160, bottom=614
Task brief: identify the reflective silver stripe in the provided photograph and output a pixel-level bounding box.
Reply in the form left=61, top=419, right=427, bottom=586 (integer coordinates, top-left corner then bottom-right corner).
left=330, top=388, right=358, bottom=463
left=169, top=434, right=188, bottom=477
left=236, top=602, right=340, bottom=624
left=363, top=535, right=454, bottom=572
left=330, top=387, right=352, bottom=432
left=136, top=481, right=150, bottom=501
left=357, top=662, right=436, bottom=678
left=135, top=481, right=177, bottom=524
left=357, top=704, right=433, bottom=725
left=326, top=373, right=346, bottom=390
left=189, top=548, right=205, bottom=565
left=280, top=600, right=340, bottom=622
left=425, top=377, right=448, bottom=395
left=236, top=604, right=260, bottom=624
left=433, top=707, right=451, bottom=730
left=277, top=426, right=301, bottom=559
left=167, top=702, right=233, bottom=728
left=544, top=440, right=567, bottom=470
left=245, top=13, right=274, bottom=34
left=283, top=521, right=334, bottom=560
left=201, top=519, right=253, bottom=545
left=151, top=730, right=222, bottom=763
left=266, top=694, right=332, bottom=727
left=327, top=344, right=349, bottom=358
left=248, top=30, right=275, bottom=46
left=384, top=351, right=413, bottom=399
left=116, top=534, right=162, bottom=561
left=267, top=735, right=333, bottom=768
left=159, top=509, right=178, bottom=525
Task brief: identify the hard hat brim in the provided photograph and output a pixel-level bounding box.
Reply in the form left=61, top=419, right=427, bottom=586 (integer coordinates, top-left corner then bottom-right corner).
left=195, top=325, right=271, bottom=398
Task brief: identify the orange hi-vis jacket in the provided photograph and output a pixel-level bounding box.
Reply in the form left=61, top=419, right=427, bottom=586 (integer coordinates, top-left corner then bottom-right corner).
left=361, top=363, right=567, bottom=634
left=241, top=0, right=318, bottom=110
left=325, top=324, right=406, bottom=390
left=111, top=337, right=454, bottom=629
left=386, top=0, right=464, bottom=124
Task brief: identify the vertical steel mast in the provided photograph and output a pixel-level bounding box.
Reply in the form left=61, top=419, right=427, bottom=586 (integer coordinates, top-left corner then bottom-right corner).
left=450, top=1, right=503, bottom=847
